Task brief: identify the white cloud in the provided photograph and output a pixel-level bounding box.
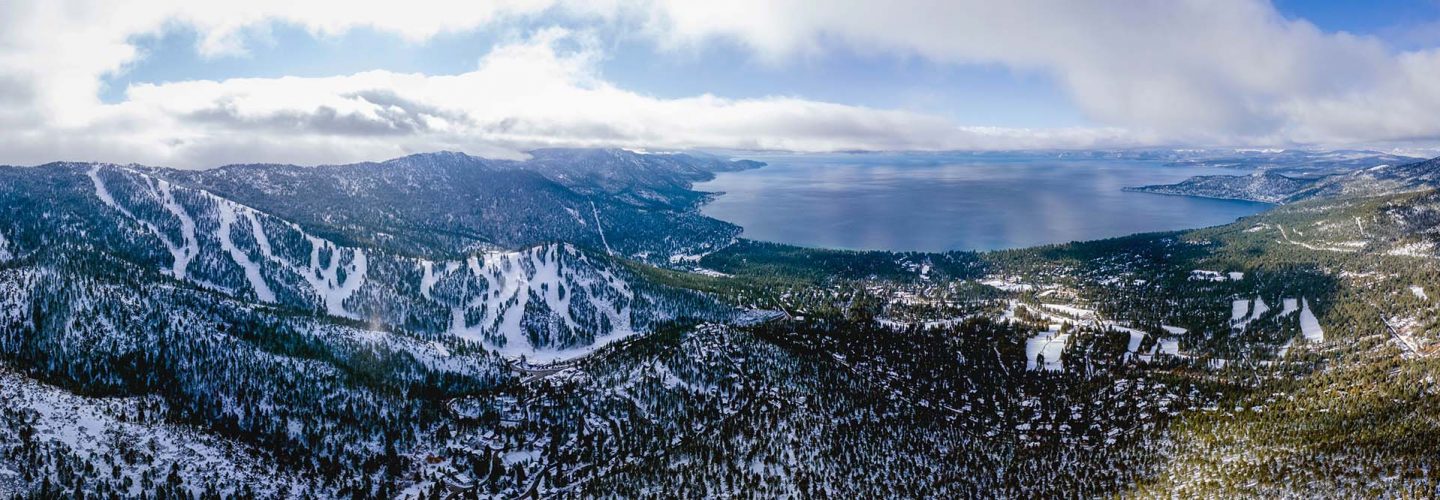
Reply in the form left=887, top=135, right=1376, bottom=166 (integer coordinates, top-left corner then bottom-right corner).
left=82, top=30, right=1133, bottom=167
left=629, top=0, right=1440, bottom=147
left=0, top=0, right=1436, bottom=167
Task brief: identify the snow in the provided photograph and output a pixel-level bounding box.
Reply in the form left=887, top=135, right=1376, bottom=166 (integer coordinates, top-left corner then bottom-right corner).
left=691, top=267, right=733, bottom=278
left=1411, top=286, right=1429, bottom=301
left=1251, top=296, right=1270, bottom=318
left=216, top=202, right=275, bottom=302
left=1191, top=270, right=1227, bottom=282
left=1387, top=241, right=1436, bottom=258
left=1157, top=338, right=1180, bottom=356
left=1025, top=329, right=1070, bottom=371
left=442, top=244, right=640, bottom=364
left=246, top=213, right=367, bottom=317
left=300, top=237, right=368, bottom=318
left=0, top=368, right=316, bottom=497
left=591, top=200, right=613, bottom=256
left=88, top=165, right=198, bottom=279
left=420, top=260, right=438, bottom=299
left=1191, top=270, right=1245, bottom=282
left=980, top=277, right=1035, bottom=292
left=1160, top=325, right=1188, bottom=335
left=155, top=179, right=199, bottom=280
left=1118, top=326, right=1145, bottom=353
left=1299, top=298, right=1325, bottom=342
left=0, top=229, right=10, bottom=262
left=1279, top=298, right=1300, bottom=317
left=1041, top=303, right=1095, bottom=320
left=1231, top=299, right=1251, bottom=322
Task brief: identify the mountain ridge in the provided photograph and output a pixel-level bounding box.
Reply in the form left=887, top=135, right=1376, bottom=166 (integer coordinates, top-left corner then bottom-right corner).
left=1128, top=155, right=1440, bottom=204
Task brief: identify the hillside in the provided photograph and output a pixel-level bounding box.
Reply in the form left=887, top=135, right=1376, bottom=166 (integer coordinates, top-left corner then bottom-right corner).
left=1127, top=171, right=1311, bottom=203
left=1130, top=155, right=1440, bottom=204
left=156, top=149, right=759, bottom=261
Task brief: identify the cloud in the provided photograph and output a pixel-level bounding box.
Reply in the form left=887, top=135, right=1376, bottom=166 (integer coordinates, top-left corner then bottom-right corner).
left=628, top=0, right=1440, bottom=147
left=0, top=0, right=1436, bottom=167
left=88, top=30, right=1134, bottom=167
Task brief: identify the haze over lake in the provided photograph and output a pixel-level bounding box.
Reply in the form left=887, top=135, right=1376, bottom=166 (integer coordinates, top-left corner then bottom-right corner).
left=695, top=153, right=1270, bottom=252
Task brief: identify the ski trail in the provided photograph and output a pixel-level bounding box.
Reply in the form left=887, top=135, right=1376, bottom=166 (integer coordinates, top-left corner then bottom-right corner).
left=591, top=201, right=614, bottom=256
left=154, top=180, right=198, bottom=279
left=1279, top=298, right=1299, bottom=317
left=1299, top=298, right=1324, bottom=342
left=217, top=202, right=276, bottom=302
left=0, top=228, right=11, bottom=261
left=302, top=237, right=367, bottom=318
left=242, top=207, right=363, bottom=316
left=243, top=211, right=274, bottom=259
left=88, top=166, right=194, bottom=279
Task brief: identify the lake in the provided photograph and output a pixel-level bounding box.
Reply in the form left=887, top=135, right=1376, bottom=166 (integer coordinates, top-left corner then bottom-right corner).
left=694, top=153, right=1270, bottom=252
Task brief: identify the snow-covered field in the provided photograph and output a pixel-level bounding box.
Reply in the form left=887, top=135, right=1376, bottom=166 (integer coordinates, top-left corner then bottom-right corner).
left=1299, top=299, right=1325, bottom=342
left=1025, top=330, right=1070, bottom=371
left=0, top=368, right=318, bottom=498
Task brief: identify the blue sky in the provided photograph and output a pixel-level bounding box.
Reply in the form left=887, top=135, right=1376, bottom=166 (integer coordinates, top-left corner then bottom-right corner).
left=3, top=1, right=1439, bottom=167
left=99, top=0, right=1439, bottom=129
left=102, top=20, right=1083, bottom=128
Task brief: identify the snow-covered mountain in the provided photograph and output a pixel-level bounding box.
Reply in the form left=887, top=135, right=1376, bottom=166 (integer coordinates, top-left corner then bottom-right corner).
left=0, top=161, right=733, bottom=361
left=1129, top=155, right=1440, bottom=204
left=156, top=149, right=757, bottom=260
left=1127, top=171, right=1312, bottom=203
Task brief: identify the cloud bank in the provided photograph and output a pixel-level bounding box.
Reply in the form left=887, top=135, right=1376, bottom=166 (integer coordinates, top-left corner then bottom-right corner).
left=0, top=0, right=1437, bottom=167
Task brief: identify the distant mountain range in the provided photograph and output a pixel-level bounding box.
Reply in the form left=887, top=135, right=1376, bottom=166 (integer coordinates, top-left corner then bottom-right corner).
left=1044, top=148, right=1421, bottom=176
left=1128, top=155, right=1440, bottom=204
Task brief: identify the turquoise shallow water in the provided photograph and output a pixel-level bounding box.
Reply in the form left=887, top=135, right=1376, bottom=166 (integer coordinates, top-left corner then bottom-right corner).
left=694, top=153, right=1270, bottom=252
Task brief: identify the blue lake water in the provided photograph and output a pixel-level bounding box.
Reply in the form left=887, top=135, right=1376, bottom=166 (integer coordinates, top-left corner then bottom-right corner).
left=694, top=153, right=1271, bottom=252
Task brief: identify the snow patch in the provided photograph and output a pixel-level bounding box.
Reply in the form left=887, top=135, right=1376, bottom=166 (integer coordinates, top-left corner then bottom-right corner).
left=1231, top=299, right=1251, bottom=322
left=1160, top=325, right=1188, bottom=335
left=88, top=166, right=198, bottom=279
left=1025, top=329, right=1070, bottom=372
left=1299, top=298, right=1325, bottom=342
left=216, top=202, right=275, bottom=302
left=1279, top=298, right=1300, bottom=317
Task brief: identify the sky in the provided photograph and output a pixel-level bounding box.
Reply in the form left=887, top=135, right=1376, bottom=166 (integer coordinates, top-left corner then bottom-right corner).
left=1, top=0, right=1439, bottom=168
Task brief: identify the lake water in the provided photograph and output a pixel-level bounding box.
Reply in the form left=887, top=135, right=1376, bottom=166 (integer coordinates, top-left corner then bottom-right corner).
left=694, top=153, right=1270, bottom=252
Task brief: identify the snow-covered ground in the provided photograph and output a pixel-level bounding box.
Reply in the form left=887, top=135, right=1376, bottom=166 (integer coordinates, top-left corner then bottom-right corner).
left=1251, top=297, right=1270, bottom=318
left=216, top=202, right=276, bottom=302
left=1299, top=299, right=1325, bottom=342
left=0, top=368, right=318, bottom=498
left=89, top=165, right=199, bottom=279
left=438, top=244, right=641, bottom=364
left=1041, top=303, right=1095, bottom=320
left=691, top=267, right=733, bottom=278
left=1191, top=270, right=1228, bottom=282
left=1231, top=299, right=1251, bottom=323
left=980, top=277, right=1036, bottom=292
left=1025, top=329, right=1070, bottom=371
left=1280, top=298, right=1300, bottom=317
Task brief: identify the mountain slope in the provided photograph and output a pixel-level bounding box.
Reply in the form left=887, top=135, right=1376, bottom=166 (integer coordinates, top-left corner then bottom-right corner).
left=157, top=149, right=756, bottom=261
left=1127, top=171, right=1311, bottom=203
left=0, top=162, right=734, bottom=360
left=1129, top=155, right=1440, bottom=204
